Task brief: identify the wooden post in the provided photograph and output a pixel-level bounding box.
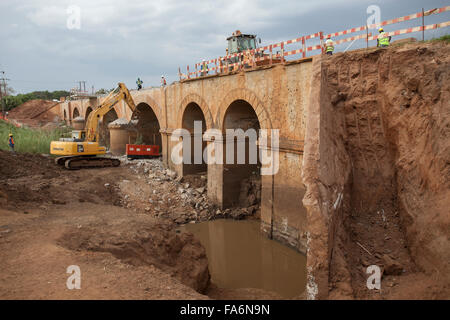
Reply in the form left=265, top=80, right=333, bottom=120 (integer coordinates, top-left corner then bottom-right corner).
left=187, top=65, right=190, bottom=79
left=366, top=25, right=369, bottom=49
left=178, top=67, right=181, bottom=81
left=269, top=45, right=273, bottom=66
left=215, top=59, right=218, bottom=75
left=281, top=42, right=285, bottom=64
left=302, top=36, right=306, bottom=58
left=320, top=31, right=324, bottom=54
left=422, top=8, right=425, bottom=41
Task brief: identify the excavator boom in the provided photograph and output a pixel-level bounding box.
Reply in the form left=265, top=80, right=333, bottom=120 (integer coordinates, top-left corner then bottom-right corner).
left=50, top=82, right=137, bottom=169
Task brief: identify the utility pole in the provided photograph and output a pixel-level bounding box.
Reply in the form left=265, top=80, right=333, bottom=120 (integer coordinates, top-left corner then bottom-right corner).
left=0, top=71, right=10, bottom=118
left=77, top=80, right=87, bottom=94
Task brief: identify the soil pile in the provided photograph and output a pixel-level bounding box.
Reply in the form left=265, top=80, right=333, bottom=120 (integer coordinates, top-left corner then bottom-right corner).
left=0, top=151, right=121, bottom=209
left=0, top=150, right=58, bottom=179
left=8, top=100, right=59, bottom=121
left=58, top=222, right=210, bottom=293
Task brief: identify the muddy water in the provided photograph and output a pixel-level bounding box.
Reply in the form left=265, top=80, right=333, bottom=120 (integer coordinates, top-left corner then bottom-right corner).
left=182, top=219, right=306, bottom=298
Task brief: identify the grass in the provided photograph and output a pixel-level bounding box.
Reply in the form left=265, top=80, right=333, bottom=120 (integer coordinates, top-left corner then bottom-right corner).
left=427, top=34, right=450, bottom=43
left=0, top=120, right=72, bottom=154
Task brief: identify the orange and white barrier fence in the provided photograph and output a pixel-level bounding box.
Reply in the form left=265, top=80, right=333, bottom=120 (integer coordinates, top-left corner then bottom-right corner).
left=0, top=114, right=21, bottom=128
left=179, top=5, right=450, bottom=80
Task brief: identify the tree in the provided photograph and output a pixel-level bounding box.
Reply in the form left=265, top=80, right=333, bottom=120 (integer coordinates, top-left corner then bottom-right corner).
left=1, top=88, right=71, bottom=111
left=95, top=88, right=109, bottom=95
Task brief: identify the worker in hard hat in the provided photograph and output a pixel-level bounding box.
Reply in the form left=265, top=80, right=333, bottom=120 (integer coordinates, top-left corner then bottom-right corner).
left=200, top=59, right=208, bottom=76
left=136, top=77, right=143, bottom=90
left=8, top=133, right=15, bottom=153
left=324, top=35, right=334, bottom=55
left=377, top=28, right=391, bottom=47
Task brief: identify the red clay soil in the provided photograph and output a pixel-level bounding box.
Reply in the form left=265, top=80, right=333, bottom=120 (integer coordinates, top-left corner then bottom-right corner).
left=319, top=41, right=450, bottom=299
left=0, top=151, right=278, bottom=299
left=0, top=151, right=210, bottom=299
left=8, top=99, right=58, bottom=120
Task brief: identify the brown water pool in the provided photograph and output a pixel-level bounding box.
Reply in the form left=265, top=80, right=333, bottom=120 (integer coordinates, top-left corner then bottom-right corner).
left=181, top=219, right=306, bottom=298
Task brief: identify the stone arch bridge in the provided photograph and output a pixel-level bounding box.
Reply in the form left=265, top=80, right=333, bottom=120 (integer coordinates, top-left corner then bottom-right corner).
left=58, top=57, right=336, bottom=299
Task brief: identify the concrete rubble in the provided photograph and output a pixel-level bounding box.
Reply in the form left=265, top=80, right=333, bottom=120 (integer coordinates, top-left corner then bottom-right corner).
left=116, top=157, right=259, bottom=224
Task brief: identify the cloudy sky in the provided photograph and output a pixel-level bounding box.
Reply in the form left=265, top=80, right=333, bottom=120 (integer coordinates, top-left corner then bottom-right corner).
left=0, top=0, right=449, bottom=93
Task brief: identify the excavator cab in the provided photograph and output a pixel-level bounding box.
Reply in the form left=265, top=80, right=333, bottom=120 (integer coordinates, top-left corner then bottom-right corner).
left=225, top=30, right=278, bottom=69
left=227, top=31, right=258, bottom=55
left=70, top=130, right=86, bottom=142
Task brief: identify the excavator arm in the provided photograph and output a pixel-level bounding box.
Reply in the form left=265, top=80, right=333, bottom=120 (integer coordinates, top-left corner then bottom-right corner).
left=85, top=82, right=137, bottom=142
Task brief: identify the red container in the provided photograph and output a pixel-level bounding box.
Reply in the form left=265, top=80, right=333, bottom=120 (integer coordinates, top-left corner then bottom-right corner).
left=126, top=144, right=160, bottom=159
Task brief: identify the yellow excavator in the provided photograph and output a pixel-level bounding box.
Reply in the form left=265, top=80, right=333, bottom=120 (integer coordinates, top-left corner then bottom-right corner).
left=51, top=82, right=137, bottom=169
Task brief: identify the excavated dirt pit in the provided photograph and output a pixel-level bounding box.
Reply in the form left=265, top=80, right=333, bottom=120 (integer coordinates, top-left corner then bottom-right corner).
left=57, top=221, right=210, bottom=293
left=0, top=151, right=276, bottom=299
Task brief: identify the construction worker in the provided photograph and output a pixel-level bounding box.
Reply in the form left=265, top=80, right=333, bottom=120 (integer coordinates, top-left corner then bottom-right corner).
left=136, top=77, right=143, bottom=90
left=377, top=28, right=391, bottom=47
left=161, top=75, right=167, bottom=87
left=8, top=133, right=15, bottom=153
left=324, top=36, right=334, bottom=55
left=200, top=59, right=208, bottom=76
left=243, top=50, right=252, bottom=69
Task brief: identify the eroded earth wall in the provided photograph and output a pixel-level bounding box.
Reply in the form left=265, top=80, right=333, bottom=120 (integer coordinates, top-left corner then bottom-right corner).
left=304, top=42, right=450, bottom=299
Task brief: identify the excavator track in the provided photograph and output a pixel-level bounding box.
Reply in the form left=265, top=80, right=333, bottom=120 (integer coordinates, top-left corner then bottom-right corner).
left=55, top=156, right=120, bottom=170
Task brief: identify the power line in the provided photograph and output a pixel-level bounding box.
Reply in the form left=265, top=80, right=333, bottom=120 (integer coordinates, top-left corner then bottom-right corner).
left=9, top=79, right=77, bottom=84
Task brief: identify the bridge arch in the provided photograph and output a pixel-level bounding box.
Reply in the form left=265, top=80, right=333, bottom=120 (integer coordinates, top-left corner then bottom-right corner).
left=72, top=107, right=80, bottom=119
left=131, top=95, right=163, bottom=123
left=218, top=89, right=268, bottom=209
left=99, top=108, right=118, bottom=148
left=85, top=106, right=93, bottom=120
left=181, top=101, right=208, bottom=177
left=131, top=101, right=163, bottom=152
left=177, top=93, right=214, bottom=130
left=217, top=88, right=272, bottom=131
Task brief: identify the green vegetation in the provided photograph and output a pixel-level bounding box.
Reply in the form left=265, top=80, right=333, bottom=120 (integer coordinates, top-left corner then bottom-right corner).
left=1, top=90, right=70, bottom=112
left=0, top=120, right=71, bottom=154
left=95, top=88, right=115, bottom=95
left=427, top=34, right=450, bottom=43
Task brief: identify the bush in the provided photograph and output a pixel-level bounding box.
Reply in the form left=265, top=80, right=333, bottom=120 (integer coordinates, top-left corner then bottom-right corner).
left=428, top=34, right=450, bottom=43
left=0, top=120, right=71, bottom=154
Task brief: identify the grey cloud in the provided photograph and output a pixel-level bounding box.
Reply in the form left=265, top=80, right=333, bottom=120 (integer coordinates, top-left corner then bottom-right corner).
left=0, top=0, right=448, bottom=93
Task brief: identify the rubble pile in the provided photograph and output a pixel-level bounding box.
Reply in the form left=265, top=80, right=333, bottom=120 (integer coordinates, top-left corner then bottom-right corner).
left=117, top=158, right=260, bottom=224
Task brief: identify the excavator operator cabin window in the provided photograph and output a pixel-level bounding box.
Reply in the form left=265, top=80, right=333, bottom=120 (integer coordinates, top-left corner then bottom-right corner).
left=229, top=38, right=238, bottom=54
left=238, top=37, right=256, bottom=51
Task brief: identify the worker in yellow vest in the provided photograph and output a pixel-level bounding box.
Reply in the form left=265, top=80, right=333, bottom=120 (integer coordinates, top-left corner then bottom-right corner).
left=200, top=59, right=208, bottom=76
left=324, top=36, right=334, bottom=55
left=377, top=28, right=391, bottom=47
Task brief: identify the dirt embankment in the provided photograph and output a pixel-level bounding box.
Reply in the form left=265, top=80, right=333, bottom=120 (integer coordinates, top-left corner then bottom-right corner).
left=306, top=41, right=449, bottom=299
left=0, top=151, right=211, bottom=299
left=7, top=99, right=61, bottom=128
left=0, top=151, right=267, bottom=299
